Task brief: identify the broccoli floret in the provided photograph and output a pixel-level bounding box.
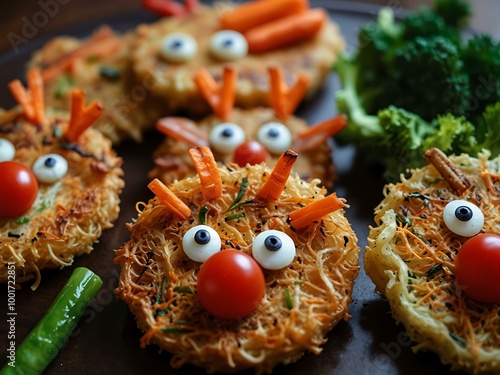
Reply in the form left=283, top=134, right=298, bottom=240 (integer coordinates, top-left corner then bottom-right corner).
left=475, top=102, right=500, bottom=157
left=433, top=0, right=471, bottom=28
left=422, top=114, right=477, bottom=155
left=385, top=36, right=471, bottom=121
left=401, top=6, right=460, bottom=43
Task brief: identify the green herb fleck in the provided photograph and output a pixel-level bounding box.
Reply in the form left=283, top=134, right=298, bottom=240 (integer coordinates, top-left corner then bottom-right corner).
left=425, top=264, right=443, bottom=277
left=173, top=286, right=194, bottom=294
left=86, top=55, right=99, bottom=63
left=449, top=332, right=466, bottom=347
left=55, top=76, right=74, bottom=99
left=225, top=213, right=244, bottom=222
left=395, top=214, right=412, bottom=227
left=294, top=281, right=304, bottom=285
left=225, top=178, right=249, bottom=212
left=15, top=216, right=30, bottom=224
left=161, top=327, right=193, bottom=334
left=284, top=287, right=293, bottom=310
left=199, top=205, right=208, bottom=225
left=412, top=230, right=430, bottom=245
left=407, top=271, right=416, bottom=279
left=99, top=66, right=121, bottom=80
left=156, top=277, right=168, bottom=304
left=407, top=192, right=430, bottom=207
left=37, top=200, right=50, bottom=213
left=156, top=308, right=170, bottom=317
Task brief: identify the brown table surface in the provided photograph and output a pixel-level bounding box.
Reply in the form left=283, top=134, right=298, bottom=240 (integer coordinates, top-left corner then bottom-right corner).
left=0, top=1, right=494, bottom=374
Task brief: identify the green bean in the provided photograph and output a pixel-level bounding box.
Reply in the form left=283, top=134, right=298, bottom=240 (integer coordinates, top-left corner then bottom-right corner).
left=0, top=267, right=102, bottom=375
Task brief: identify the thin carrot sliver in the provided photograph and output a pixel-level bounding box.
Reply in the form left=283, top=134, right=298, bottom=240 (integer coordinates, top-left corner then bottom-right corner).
left=292, top=115, right=347, bottom=152
left=148, top=178, right=191, bottom=219
left=7, top=68, right=45, bottom=125
left=256, top=150, right=298, bottom=201
left=246, top=8, right=327, bottom=54
left=289, top=193, right=347, bottom=230
left=189, top=146, right=223, bottom=201
left=142, top=0, right=187, bottom=17
left=65, top=90, right=104, bottom=143
left=156, top=117, right=208, bottom=147
left=193, top=66, right=235, bottom=121
left=219, top=0, right=308, bottom=34
left=268, top=66, right=309, bottom=121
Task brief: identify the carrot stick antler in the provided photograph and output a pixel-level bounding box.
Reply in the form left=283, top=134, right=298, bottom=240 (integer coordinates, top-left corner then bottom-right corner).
left=156, top=117, right=209, bottom=147
left=189, top=146, right=223, bottom=201
left=193, top=65, right=236, bottom=122
left=7, top=68, right=45, bottom=125
left=65, top=90, right=103, bottom=143
left=142, top=0, right=199, bottom=17
left=292, top=115, right=347, bottom=153
left=256, top=150, right=298, bottom=201
left=289, top=193, right=347, bottom=230
left=148, top=178, right=191, bottom=219
left=268, top=66, right=309, bottom=122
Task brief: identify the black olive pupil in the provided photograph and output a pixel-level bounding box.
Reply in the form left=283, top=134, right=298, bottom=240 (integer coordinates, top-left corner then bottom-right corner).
left=455, top=205, right=473, bottom=222
left=223, top=39, right=234, bottom=47
left=268, top=128, right=279, bottom=138
left=172, top=40, right=183, bottom=49
left=194, top=229, right=211, bottom=245
left=44, top=157, right=56, bottom=168
left=264, top=235, right=282, bottom=251
left=221, top=128, right=234, bottom=137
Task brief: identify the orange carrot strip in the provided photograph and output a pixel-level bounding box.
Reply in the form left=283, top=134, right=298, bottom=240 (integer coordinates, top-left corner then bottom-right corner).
left=219, top=0, right=308, bottom=34
left=65, top=90, right=104, bottom=143
left=256, top=150, right=298, bottom=201
left=193, top=66, right=235, bottom=121
left=189, top=146, right=223, bottom=201
left=292, top=115, right=347, bottom=152
left=41, top=32, right=121, bottom=83
left=268, top=66, right=309, bottom=121
left=148, top=178, right=191, bottom=219
left=156, top=117, right=208, bottom=147
left=246, top=8, right=327, bottom=54
left=7, top=68, right=45, bottom=124
left=289, top=193, right=347, bottom=230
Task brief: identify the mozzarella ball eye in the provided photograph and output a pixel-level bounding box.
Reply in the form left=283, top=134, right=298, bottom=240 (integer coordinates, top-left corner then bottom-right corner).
left=0, top=139, right=15, bottom=162
left=443, top=200, right=484, bottom=237
left=257, top=122, right=292, bottom=155
left=160, top=32, right=198, bottom=63
left=252, top=230, right=296, bottom=270
left=182, top=225, right=221, bottom=262
left=209, top=123, right=245, bottom=154
left=210, top=30, right=248, bottom=61
left=32, top=154, right=68, bottom=184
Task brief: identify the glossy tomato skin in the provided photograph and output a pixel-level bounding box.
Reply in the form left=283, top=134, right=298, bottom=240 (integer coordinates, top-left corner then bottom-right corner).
left=455, top=233, right=500, bottom=303
left=233, top=140, right=268, bottom=167
left=0, top=161, right=38, bottom=218
left=197, top=249, right=266, bottom=319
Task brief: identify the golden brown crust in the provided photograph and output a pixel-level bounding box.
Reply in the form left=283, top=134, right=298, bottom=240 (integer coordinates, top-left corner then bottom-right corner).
left=365, top=150, right=500, bottom=373
left=115, top=163, right=359, bottom=373
left=149, top=107, right=335, bottom=189
left=0, top=108, right=124, bottom=288
left=131, top=5, right=344, bottom=115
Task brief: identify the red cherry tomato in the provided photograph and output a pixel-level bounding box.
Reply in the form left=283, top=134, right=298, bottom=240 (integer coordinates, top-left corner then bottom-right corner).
left=0, top=161, right=38, bottom=218
left=197, top=249, right=265, bottom=319
left=455, top=233, right=500, bottom=303
left=233, top=140, right=268, bottom=167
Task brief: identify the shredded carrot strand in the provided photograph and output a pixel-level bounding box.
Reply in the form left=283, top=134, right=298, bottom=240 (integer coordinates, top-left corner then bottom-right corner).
left=148, top=178, right=191, bottom=219
left=65, top=90, right=104, bottom=143
left=156, top=117, right=209, bottom=147
left=193, top=66, right=236, bottom=121
left=256, top=150, right=298, bottom=201
left=7, top=68, right=45, bottom=124
left=289, top=193, right=347, bottom=230
left=268, top=66, right=310, bottom=121
left=188, top=146, right=223, bottom=200
left=219, top=0, right=308, bottom=34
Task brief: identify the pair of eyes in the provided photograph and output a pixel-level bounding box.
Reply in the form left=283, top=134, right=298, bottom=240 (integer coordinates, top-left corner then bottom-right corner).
left=160, top=30, right=248, bottom=63
left=0, top=138, right=68, bottom=184
left=182, top=226, right=296, bottom=270
left=210, top=122, right=292, bottom=155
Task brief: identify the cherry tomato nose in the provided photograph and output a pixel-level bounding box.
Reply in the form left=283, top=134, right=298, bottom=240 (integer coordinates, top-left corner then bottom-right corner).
left=0, top=161, right=39, bottom=218
left=233, top=140, right=268, bottom=167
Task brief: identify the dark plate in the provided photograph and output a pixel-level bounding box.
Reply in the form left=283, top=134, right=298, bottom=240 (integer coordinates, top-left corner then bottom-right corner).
left=0, top=2, right=468, bottom=374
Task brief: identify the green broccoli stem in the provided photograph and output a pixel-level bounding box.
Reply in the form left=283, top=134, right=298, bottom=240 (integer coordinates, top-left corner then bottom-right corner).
left=334, top=55, right=381, bottom=139
left=0, top=267, right=103, bottom=375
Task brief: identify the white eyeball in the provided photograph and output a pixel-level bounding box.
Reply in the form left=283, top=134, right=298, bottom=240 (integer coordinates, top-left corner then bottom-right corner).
left=160, top=32, right=198, bottom=63
left=0, top=138, right=15, bottom=162
left=182, top=225, right=221, bottom=262
left=443, top=200, right=484, bottom=237
left=252, top=230, right=296, bottom=270
left=32, top=154, right=68, bottom=184
left=209, top=123, right=245, bottom=154
left=257, top=122, right=292, bottom=155
left=210, top=30, right=248, bottom=61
